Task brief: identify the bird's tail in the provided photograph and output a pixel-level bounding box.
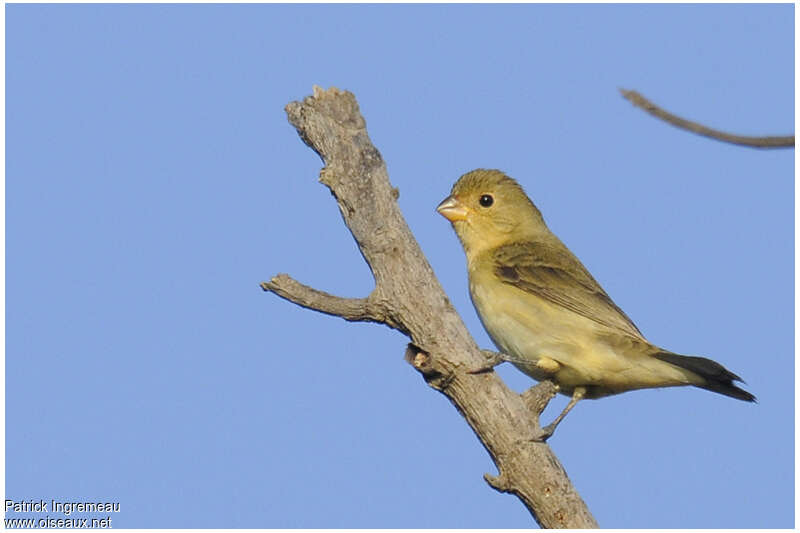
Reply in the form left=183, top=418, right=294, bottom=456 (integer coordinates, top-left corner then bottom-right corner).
left=653, top=352, right=756, bottom=402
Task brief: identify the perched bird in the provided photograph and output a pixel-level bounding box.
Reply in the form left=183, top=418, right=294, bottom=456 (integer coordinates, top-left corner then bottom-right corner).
left=437, top=169, right=754, bottom=437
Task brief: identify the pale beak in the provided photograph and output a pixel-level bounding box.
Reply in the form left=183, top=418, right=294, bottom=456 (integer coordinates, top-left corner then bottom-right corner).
left=437, top=195, right=469, bottom=222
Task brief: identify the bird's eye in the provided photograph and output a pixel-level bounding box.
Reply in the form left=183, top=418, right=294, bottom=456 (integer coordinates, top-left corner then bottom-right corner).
left=479, top=194, right=494, bottom=208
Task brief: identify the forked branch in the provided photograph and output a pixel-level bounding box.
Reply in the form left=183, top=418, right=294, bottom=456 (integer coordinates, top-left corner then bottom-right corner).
left=261, top=86, right=597, bottom=528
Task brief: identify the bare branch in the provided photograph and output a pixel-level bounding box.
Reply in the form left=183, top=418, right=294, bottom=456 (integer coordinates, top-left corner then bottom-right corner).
left=620, top=88, right=794, bottom=149
left=263, top=85, right=598, bottom=528
left=521, top=380, right=560, bottom=416
left=261, top=275, right=375, bottom=323
left=261, top=274, right=406, bottom=332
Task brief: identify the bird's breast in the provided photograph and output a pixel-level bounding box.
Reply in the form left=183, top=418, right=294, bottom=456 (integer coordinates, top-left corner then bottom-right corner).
left=468, top=272, right=585, bottom=363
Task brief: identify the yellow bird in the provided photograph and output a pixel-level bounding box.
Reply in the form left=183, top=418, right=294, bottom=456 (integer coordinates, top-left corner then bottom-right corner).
left=437, top=169, right=754, bottom=437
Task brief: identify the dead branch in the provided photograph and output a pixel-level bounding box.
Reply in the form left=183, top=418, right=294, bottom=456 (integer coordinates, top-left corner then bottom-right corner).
left=620, top=89, right=794, bottom=149
left=261, top=86, right=598, bottom=528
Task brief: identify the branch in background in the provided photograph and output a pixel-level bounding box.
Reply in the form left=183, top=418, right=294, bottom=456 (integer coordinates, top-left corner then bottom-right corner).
left=620, top=89, right=794, bottom=149
left=261, top=86, right=598, bottom=528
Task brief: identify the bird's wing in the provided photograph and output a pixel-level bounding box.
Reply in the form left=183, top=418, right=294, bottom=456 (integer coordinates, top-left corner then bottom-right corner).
left=491, top=240, right=644, bottom=338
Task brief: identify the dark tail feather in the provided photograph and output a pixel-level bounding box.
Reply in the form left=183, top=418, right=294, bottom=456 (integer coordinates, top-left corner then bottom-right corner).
left=653, top=352, right=756, bottom=402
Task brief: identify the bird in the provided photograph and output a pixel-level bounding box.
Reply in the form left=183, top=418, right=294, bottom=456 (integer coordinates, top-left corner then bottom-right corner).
left=437, top=169, right=755, bottom=438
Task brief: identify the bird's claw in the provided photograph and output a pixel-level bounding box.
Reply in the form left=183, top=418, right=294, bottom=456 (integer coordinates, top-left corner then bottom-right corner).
left=536, top=424, right=556, bottom=442
left=467, top=350, right=507, bottom=374
left=531, top=386, right=586, bottom=442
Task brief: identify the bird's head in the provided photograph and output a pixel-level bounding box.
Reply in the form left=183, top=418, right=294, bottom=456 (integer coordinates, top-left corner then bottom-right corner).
left=437, top=169, right=548, bottom=258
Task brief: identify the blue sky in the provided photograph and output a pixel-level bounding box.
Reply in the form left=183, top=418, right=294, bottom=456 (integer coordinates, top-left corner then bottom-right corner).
left=6, top=3, right=793, bottom=528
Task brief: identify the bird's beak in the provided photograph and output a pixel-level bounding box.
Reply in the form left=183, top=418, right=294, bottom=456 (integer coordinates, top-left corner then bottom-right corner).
left=436, top=195, right=469, bottom=222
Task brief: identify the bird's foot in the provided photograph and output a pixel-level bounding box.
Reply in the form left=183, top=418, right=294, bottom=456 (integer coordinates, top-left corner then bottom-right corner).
left=467, top=350, right=508, bottom=374
left=531, top=386, right=587, bottom=442
left=530, top=424, right=556, bottom=443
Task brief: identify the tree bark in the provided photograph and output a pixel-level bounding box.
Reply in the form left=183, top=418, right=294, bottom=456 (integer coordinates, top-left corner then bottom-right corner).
left=261, top=86, right=598, bottom=528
